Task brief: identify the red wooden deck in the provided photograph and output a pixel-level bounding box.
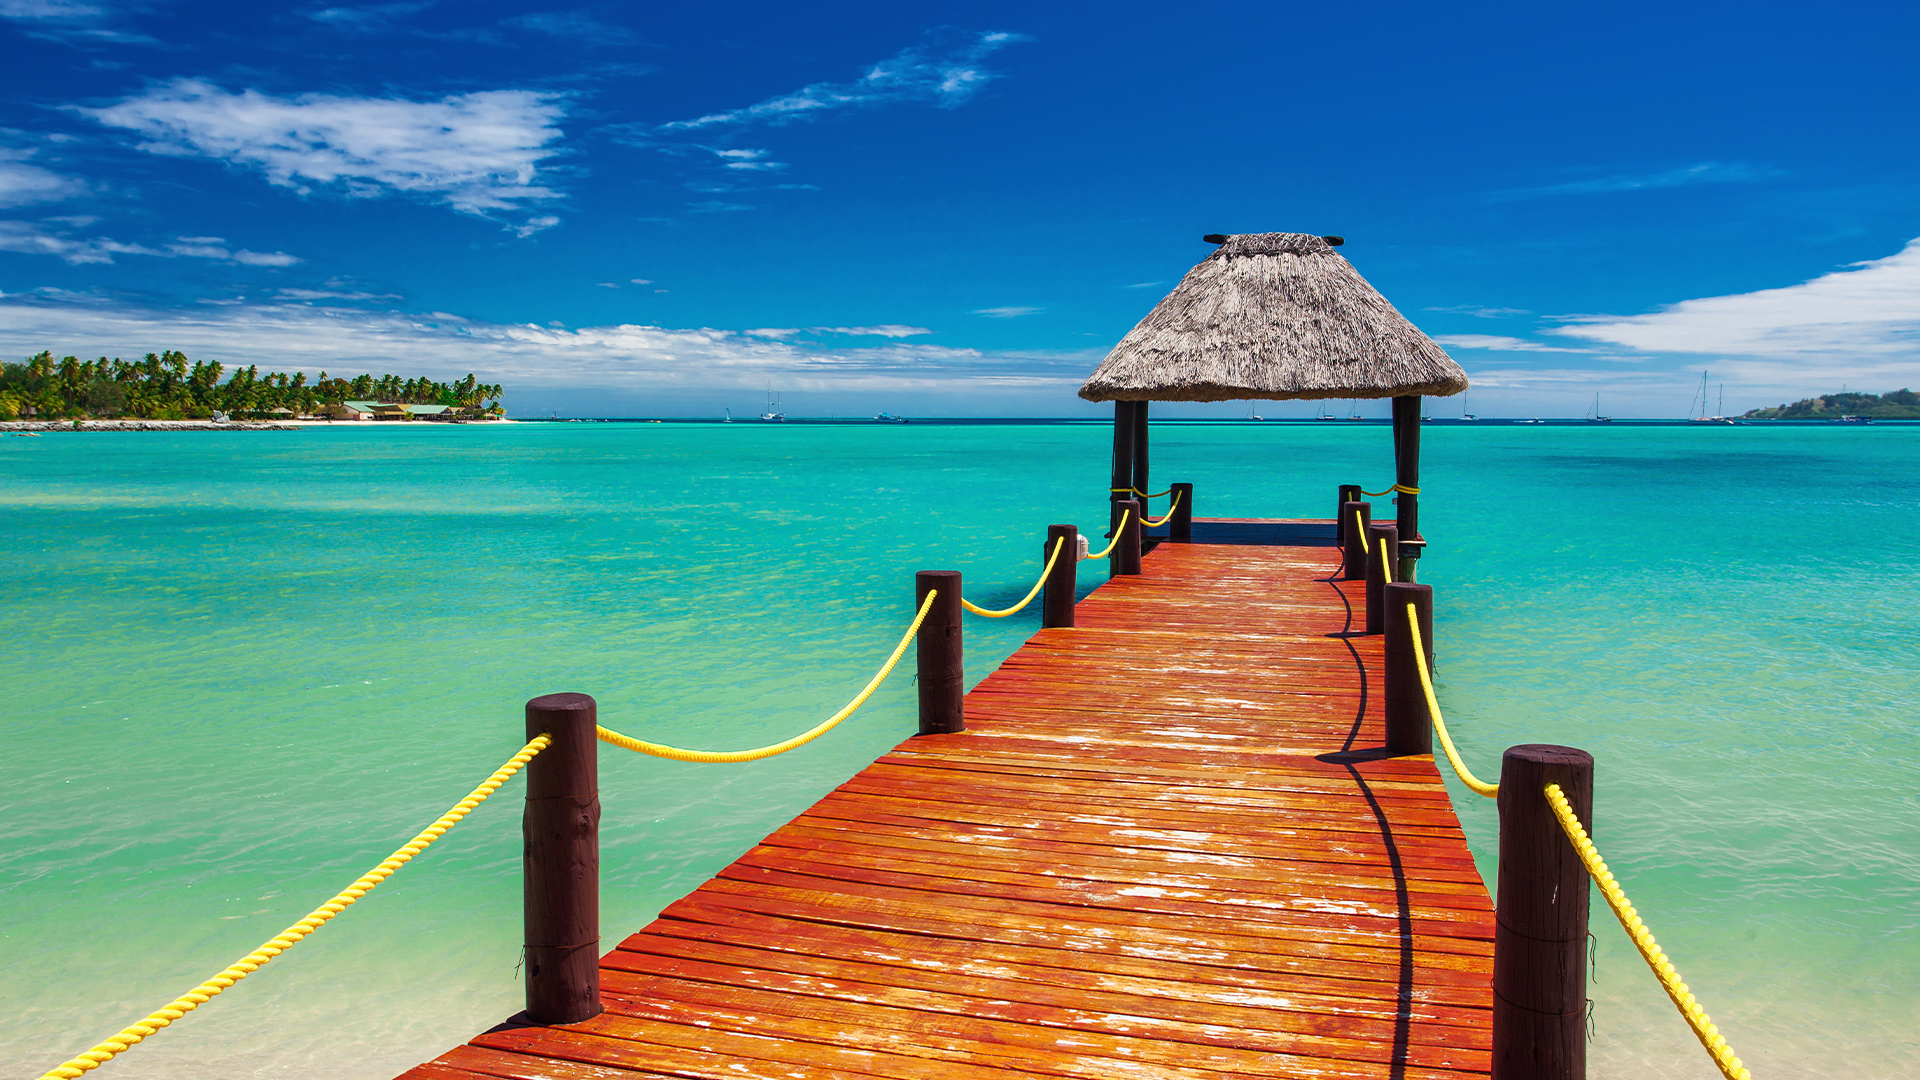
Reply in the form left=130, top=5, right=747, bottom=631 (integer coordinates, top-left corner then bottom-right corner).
left=400, top=520, right=1494, bottom=1080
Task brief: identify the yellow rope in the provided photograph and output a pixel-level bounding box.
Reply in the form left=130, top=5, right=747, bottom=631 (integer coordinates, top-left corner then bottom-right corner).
left=1544, top=784, right=1752, bottom=1080
left=1405, top=603, right=1499, bottom=797
left=1084, top=509, right=1132, bottom=560
left=1360, top=483, right=1421, bottom=497
left=37, top=735, right=551, bottom=1080
left=1109, top=486, right=1173, bottom=499
left=1351, top=510, right=1369, bottom=553
left=1381, top=548, right=1393, bottom=584
left=1140, top=490, right=1184, bottom=528
left=962, top=537, right=1065, bottom=618
left=597, top=590, right=937, bottom=763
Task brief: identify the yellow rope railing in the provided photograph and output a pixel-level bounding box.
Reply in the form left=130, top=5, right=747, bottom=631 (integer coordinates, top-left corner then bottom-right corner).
left=596, top=590, right=937, bottom=763
left=1140, top=490, right=1184, bottom=528
left=1109, top=486, right=1173, bottom=499
left=1083, top=509, right=1133, bottom=560
left=37, top=735, right=551, bottom=1080
left=1405, top=602, right=1499, bottom=797
left=962, top=537, right=1065, bottom=618
left=1351, top=510, right=1368, bottom=552
left=1545, top=783, right=1752, bottom=1080
left=1360, top=483, right=1421, bottom=497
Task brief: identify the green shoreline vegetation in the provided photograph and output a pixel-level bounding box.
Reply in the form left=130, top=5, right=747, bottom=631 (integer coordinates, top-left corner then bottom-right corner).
left=0, top=350, right=503, bottom=421
left=1742, top=388, right=1920, bottom=420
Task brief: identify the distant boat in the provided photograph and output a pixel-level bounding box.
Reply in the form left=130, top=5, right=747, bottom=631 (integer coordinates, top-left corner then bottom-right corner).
left=1246, top=403, right=1264, bottom=421
left=759, top=388, right=784, bottom=423
left=1586, top=393, right=1612, bottom=423
left=874, top=412, right=908, bottom=424
left=1459, top=391, right=1477, bottom=421
left=1519, top=418, right=1544, bottom=424
left=1688, top=371, right=1734, bottom=424
left=723, top=407, right=732, bottom=424
left=1316, top=401, right=1338, bottom=421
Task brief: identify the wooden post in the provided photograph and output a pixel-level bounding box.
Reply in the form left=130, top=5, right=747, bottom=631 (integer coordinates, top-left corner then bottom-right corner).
left=1170, top=482, right=1193, bottom=541
left=1110, top=401, right=1136, bottom=510
left=1493, top=745, right=1595, bottom=1080
left=916, top=570, right=964, bottom=734
left=1364, top=522, right=1398, bottom=635
left=523, top=692, right=602, bottom=1025
left=1393, top=395, right=1422, bottom=582
left=1113, top=498, right=1143, bottom=577
left=1337, top=484, right=1362, bottom=547
left=1131, top=400, right=1150, bottom=513
left=1042, top=524, right=1078, bottom=629
left=1382, top=582, right=1434, bottom=755
left=1341, top=501, right=1371, bottom=580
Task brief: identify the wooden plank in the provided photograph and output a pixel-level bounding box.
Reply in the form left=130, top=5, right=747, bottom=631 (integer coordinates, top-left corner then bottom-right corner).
left=403, top=523, right=1495, bottom=1080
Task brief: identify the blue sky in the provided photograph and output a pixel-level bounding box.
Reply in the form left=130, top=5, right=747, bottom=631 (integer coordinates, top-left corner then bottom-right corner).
left=1, top=0, right=1915, bottom=417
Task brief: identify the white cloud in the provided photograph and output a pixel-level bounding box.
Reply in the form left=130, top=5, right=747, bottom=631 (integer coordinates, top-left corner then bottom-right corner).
left=275, top=287, right=399, bottom=301
left=1432, top=333, right=1586, bottom=353
left=661, top=31, right=1023, bottom=132
left=1491, top=162, right=1775, bottom=200
left=1424, top=304, right=1531, bottom=318
left=629, top=278, right=652, bottom=285
left=973, top=305, right=1040, bottom=318
left=1122, top=281, right=1162, bottom=289
left=1553, top=237, right=1920, bottom=371
left=0, top=220, right=300, bottom=266
left=81, top=79, right=567, bottom=224
left=513, top=214, right=561, bottom=237
left=708, top=147, right=784, bottom=171
left=0, top=149, right=87, bottom=207
left=0, top=292, right=1092, bottom=394
left=0, top=0, right=104, bottom=16
left=817, top=325, right=931, bottom=338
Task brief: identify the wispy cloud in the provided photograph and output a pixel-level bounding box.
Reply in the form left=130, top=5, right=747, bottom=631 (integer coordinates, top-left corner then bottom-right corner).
left=1552, top=236, right=1920, bottom=378
left=817, top=325, right=931, bottom=338
left=81, top=79, right=568, bottom=227
left=660, top=30, right=1023, bottom=133
left=0, top=0, right=159, bottom=44
left=707, top=147, right=784, bottom=171
left=1432, top=333, right=1585, bottom=353
left=0, top=149, right=87, bottom=208
left=0, top=291, right=1090, bottom=393
left=1424, top=304, right=1531, bottom=318
left=1122, top=281, right=1163, bottom=289
left=501, top=10, right=637, bottom=44
left=973, top=305, right=1040, bottom=318
left=0, top=220, right=299, bottom=266
left=1491, top=161, right=1774, bottom=201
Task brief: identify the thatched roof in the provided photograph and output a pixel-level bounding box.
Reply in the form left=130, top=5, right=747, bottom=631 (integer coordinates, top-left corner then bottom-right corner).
left=1079, top=233, right=1468, bottom=402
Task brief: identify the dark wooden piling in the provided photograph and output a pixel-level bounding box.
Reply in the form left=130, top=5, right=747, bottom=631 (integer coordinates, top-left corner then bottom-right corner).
left=1337, top=484, right=1362, bottom=546
left=1492, top=744, right=1594, bottom=1080
left=1110, top=401, right=1136, bottom=511
left=1364, top=523, right=1399, bottom=634
left=1393, top=395, right=1422, bottom=582
left=915, top=570, right=964, bottom=735
left=1042, top=524, right=1078, bottom=628
left=1113, top=498, right=1143, bottom=577
left=1131, top=400, right=1150, bottom=511
left=523, top=692, right=602, bottom=1025
left=1169, top=482, right=1193, bottom=540
left=1341, top=500, right=1371, bottom=580
left=1383, top=582, right=1434, bottom=755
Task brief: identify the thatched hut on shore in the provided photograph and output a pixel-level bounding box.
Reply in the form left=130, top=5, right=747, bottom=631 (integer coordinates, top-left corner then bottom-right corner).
left=1080, top=232, right=1467, bottom=572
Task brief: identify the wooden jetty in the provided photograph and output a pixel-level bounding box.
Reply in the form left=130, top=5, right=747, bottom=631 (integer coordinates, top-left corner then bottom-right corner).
left=400, top=518, right=1495, bottom=1080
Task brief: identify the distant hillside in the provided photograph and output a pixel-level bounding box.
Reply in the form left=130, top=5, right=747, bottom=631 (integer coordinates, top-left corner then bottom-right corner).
left=1743, top=388, right=1920, bottom=420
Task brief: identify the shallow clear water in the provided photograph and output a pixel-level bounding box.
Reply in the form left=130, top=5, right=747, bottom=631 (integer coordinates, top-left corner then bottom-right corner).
left=1, top=421, right=1913, bottom=1079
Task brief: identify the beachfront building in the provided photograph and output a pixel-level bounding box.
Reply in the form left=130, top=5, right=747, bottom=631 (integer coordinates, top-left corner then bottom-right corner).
left=1081, top=231, right=1467, bottom=578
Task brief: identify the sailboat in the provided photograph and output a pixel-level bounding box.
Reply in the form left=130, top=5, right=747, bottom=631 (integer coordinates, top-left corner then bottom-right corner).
left=1688, top=372, right=1733, bottom=424
left=1245, top=402, right=1265, bottom=421
left=1316, top=400, right=1338, bottom=420
left=723, top=407, right=732, bottom=423
left=1460, top=390, right=1477, bottom=421
left=759, top=388, right=784, bottom=423
left=1586, top=393, right=1612, bottom=423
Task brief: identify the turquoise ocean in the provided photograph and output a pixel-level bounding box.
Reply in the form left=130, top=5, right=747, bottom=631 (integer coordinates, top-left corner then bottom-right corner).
left=2, top=421, right=1915, bottom=1079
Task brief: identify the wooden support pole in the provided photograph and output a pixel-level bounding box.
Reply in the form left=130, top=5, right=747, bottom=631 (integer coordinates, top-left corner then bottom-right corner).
left=1492, top=745, right=1595, bottom=1080
left=1341, top=501, right=1371, bottom=581
left=523, top=692, right=602, bottom=1025
left=1337, top=484, right=1362, bottom=547
left=1110, top=401, right=1136, bottom=509
left=1113, top=498, right=1143, bottom=577
left=1364, top=522, right=1398, bottom=635
left=1042, top=524, right=1078, bottom=628
left=915, top=570, right=964, bottom=734
left=1169, top=482, right=1193, bottom=541
left=1393, top=395, right=1422, bottom=582
left=1131, top=400, right=1150, bottom=510
left=1382, top=582, right=1434, bottom=755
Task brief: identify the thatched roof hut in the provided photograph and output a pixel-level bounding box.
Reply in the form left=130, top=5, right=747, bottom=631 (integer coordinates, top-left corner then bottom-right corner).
left=1079, top=233, right=1467, bottom=403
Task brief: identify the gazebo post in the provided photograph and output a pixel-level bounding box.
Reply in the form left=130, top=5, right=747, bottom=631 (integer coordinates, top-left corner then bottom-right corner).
left=1131, top=401, right=1150, bottom=522
left=1392, top=394, right=1422, bottom=582
left=1110, top=401, right=1137, bottom=521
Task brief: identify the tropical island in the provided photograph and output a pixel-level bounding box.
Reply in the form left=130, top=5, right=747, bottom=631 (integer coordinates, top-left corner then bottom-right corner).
left=0, top=350, right=503, bottom=421
left=1741, top=388, right=1920, bottom=420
